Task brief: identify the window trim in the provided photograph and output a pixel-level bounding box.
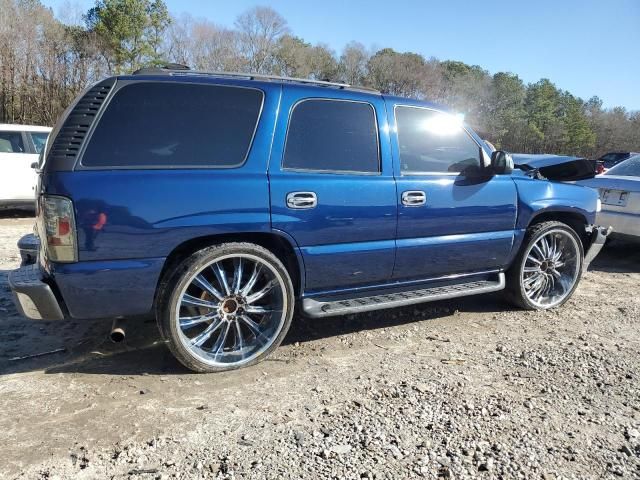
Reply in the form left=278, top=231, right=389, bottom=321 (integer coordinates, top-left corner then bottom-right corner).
left=393, top=104, right=487, bottom=177
left=281, top=97, right=382, bottom=176
left=76, top=80, right=265, bottom=170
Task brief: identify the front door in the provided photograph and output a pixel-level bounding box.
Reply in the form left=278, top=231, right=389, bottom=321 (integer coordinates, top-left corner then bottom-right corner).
left=389, top=103, right=518, bottom=280
left=269, top=88, right=397, bottom=293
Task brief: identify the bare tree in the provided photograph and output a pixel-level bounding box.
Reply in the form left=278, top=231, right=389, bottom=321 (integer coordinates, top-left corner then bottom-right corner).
left=338, top=41, right=369, bottom=85
left=234, top=6, right=288, bottom=74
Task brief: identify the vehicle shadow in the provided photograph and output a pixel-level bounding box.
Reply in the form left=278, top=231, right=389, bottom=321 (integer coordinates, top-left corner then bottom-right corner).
left=0, top=270, right=509, bottom=377
left=0, top=209, right=35, bottom=219
left=0, top=240, right=636, bottom=377
left=588, top=239, right=640, bottom=274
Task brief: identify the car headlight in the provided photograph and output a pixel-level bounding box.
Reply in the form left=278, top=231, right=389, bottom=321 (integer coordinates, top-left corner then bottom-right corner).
left=596, top=198, right=602, bottom=213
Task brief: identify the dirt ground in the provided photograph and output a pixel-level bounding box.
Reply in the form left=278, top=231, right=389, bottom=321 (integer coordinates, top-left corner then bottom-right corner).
left=0, top=212, right=638, bottom=479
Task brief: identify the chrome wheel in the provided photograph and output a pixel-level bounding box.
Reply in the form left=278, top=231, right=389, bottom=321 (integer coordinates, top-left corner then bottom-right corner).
left=521, top=228, right=580, bottom=308
left=175, top=253, right=288, bottom=368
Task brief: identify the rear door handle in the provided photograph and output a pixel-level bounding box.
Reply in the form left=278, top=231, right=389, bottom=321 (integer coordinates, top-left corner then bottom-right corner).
left=286, top=191, right=318, bottom=209
left=401, top=190, right=426, bottom=206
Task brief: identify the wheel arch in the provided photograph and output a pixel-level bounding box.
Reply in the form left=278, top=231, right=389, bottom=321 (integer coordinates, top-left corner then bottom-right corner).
left=155, top=231, right=305, bottom=304
left=528, top=209, right=590, bottom=249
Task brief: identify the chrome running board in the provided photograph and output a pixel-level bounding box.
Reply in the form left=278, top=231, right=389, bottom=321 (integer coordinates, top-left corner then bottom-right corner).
left=302, top=273, right=505, bottom=318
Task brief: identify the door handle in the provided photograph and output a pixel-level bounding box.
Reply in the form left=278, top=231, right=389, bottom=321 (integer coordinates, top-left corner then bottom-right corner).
left=401, top=190, right=426, bottom=206
left=286, top=192, right=318, bottom=209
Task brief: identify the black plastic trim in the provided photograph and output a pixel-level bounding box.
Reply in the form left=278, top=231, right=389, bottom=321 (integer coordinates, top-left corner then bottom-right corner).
left=44, top=78, right=116, bottom=172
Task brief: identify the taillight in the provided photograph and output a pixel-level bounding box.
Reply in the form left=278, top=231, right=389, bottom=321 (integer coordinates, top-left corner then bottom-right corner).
left=42, top=195, right=77, bottom=262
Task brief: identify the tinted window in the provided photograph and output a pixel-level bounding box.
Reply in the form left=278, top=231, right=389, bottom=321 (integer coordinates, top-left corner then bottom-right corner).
left=395, top=106, right=480, bottom=174
left=606, top=155, right=640, bottom=177
left=0, top=131, right=25, bottom=153
left=283, top=99, right=379, bottom=173
left=82, top=82, right=263, bottom=167
left=30, top=132, right=49, bottom=154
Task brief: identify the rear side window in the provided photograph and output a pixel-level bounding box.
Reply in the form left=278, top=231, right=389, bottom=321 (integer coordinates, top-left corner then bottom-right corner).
left=82, top=82, right=263, bottom=168
left=283, top=99, right=379, bottom=173
left=0, top=131, right=25, bottom=153
left=395, top=106, right=480, bottom=175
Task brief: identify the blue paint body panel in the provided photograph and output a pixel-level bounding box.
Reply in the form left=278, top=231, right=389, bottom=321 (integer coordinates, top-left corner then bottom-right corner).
left=36, top=74, right=600, bottom=319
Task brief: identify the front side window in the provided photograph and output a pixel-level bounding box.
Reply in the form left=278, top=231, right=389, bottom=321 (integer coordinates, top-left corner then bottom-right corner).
left=0, top=131, right=25, bottom=153
left=30, top=132, right=49, bottom=154
left=395, top=106, right=481, bottom=175
left=283, top=99, right=379, bottom=173
left=82, top=82, right=263, bottom=168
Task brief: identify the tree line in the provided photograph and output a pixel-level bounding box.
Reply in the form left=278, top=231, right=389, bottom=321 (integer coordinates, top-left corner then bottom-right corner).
left=1, top=0, right=638, bottom=158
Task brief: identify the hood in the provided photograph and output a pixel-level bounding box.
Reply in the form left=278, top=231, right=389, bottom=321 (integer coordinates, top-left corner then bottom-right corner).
left=512, top=154, right=596, bottom=181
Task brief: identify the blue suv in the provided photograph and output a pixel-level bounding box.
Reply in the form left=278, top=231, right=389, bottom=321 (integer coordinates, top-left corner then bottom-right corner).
left=9, top=67, right=609, bottom=372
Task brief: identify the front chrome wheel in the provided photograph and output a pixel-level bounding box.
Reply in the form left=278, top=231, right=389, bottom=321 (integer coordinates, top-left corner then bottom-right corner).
left=159, top=245, right=294, bottom=372
left=521, top=228, right=581, bottom=308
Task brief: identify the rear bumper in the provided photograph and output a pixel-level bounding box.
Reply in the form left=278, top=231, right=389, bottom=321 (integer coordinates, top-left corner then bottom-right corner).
left=9, top=264, right=64, bottom=320
left=583, top=225, right=612, bottom=269
left=10, top=233, right=164, bottom=320
left=596, top=210, right=640, bottom=238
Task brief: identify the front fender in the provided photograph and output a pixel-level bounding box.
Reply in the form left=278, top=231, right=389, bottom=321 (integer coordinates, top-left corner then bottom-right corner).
left=513, top=176, right=598, bottom=230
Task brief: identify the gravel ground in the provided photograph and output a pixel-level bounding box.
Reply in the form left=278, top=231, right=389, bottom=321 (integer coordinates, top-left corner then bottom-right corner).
left=0, top=213, right=639, bottom=480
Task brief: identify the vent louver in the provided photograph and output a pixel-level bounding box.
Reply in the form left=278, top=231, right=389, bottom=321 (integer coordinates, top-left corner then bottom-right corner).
left=48, top=79, right=115, bottom=170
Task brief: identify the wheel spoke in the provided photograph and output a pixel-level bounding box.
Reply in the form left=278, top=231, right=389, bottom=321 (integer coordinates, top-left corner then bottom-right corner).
left=240, top=264, right=262, bottom=296
left=180, top=312, right=219, bottom=329
left=181, top=293, right=217, bottom=309
left=238, top=314, right=270, bottom=345
left=190, top=317, right=224, bottom=347
left=211, top=321, right=232, bottom=356
left=526, top=256, right=542, bottom=266
left=245, top=305, right=272, bottom=315
left=531, top=243, right=545, bottom=260
left=233, top=320, right=244, bottom=352
left=213, top=263, right=231, bottom=296
left=523, top=266, right=540, bottom=273
left=232, top=258, right=244, bottom=294
left=193, top=274, right=223, bottom=301
left=246, top=279, right=276, bottom=304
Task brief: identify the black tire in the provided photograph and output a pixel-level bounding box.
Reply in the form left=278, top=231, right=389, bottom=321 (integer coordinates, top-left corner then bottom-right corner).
left=506, top=221, right=584, bottom=310
left=156, top=242, right=295, bottom=373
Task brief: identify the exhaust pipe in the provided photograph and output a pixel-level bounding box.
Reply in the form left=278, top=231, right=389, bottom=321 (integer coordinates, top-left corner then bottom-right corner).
left=110, top=318, right=126, bottom=343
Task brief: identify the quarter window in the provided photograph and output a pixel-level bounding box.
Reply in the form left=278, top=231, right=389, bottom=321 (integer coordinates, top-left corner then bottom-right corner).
left=395, top=106, right=481, bottom=175
left=82, top=82, right=263, bottom=168
left=283, top=99, right=379, bottom=173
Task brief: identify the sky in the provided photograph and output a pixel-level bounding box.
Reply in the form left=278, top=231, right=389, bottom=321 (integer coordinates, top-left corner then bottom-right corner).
left=43, top=0, right=640, bottom=110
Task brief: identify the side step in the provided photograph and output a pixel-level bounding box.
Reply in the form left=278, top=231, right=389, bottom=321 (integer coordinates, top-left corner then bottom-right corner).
left=302, top=273, right=505, bottom=318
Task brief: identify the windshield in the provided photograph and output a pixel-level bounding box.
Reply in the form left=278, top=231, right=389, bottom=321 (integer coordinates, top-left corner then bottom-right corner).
left=605, top=155, right=640, bottom=177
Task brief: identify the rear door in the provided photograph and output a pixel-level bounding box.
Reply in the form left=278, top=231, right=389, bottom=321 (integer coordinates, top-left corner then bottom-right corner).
left=389, top=103, right=518, bottom=280
left=0, top=130, right=38, bottom=202
left=269, top=88, right=397, bottom=293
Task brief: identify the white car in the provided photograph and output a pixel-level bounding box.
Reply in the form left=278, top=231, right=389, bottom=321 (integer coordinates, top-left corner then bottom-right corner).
left=0, top=124, right=52, bottom=209
left=576, top=155, right=640, bottom=241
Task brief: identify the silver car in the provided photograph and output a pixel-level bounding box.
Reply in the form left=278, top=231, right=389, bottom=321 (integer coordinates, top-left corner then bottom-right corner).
left=577, top=155, right=640, bottom=240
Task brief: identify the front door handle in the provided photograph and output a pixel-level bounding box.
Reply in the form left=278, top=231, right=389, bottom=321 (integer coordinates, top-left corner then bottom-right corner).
left=286, top=191, right=318, bottom=209
left=401, top=190, right=426, bottom=206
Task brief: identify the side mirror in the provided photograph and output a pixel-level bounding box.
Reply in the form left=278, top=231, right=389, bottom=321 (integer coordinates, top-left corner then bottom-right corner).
left=490, top=150, right=514, bottom=175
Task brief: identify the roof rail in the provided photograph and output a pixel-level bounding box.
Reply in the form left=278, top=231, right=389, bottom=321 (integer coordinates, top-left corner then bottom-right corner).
left=131, top=64, right=380, bottom=94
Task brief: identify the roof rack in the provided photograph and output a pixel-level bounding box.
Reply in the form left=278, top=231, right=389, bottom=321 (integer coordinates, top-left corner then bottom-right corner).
left=132, top=64, right=380, bottom=94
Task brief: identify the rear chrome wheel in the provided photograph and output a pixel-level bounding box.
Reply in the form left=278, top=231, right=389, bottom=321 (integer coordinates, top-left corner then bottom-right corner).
left=507, top=221, right=584, bottom=310
left=157, top=243, right=294, bottom=372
